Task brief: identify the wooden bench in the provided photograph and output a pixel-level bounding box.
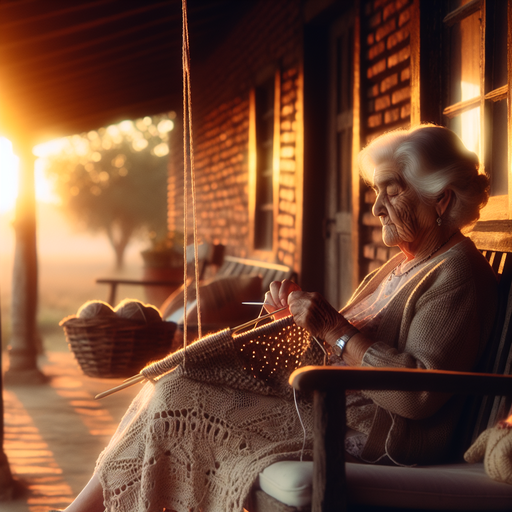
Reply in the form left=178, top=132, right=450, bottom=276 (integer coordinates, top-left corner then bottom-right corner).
left=96, top=243, right=225, bottom=306
left=163, top=254, right=297, bottom=342
left=214, top=255, right=297, bottom=296
left=97, top=248, right=296, bottom=308
left=249, top=248, right=512, bottom=512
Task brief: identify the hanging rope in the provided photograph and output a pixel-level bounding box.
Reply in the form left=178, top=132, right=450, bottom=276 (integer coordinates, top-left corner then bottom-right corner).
left=182, top=0, right=202, bottom=355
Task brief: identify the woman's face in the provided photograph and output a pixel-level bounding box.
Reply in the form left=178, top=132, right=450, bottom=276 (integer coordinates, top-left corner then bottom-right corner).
left=372, top=168, right=436, bottom=249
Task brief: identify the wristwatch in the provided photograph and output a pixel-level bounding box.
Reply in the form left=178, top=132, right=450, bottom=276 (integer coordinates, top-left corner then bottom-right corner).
left=332, top=326, right=359, bottom=357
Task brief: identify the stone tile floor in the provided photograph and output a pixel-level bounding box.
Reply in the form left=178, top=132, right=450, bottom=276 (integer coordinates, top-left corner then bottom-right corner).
left=1, top=351, right=140, bottom=512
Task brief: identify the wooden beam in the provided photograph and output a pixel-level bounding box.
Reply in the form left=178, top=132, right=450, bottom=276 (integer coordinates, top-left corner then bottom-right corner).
left=0, top=16, right=178, bottom=72
left=351, top=3, right=361, bottom=290
left=443, top=0, right=482, bottom=27
left=0, top=0, right=119, bottom=28
left=0, top=1, right=173, bottom=50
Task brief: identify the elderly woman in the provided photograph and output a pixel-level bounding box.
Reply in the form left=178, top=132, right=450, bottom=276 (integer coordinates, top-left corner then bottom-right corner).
left=266, top=124, right=497, bottom=466
left=59, top=125, right=497, bottom=512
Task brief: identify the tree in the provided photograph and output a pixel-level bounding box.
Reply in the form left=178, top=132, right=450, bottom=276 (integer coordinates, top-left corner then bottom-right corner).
left=39, top=114, right=174, bottom=268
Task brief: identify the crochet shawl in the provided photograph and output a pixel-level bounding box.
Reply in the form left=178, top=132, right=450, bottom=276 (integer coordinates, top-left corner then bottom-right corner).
left=96, top=318, right=323, bottom=512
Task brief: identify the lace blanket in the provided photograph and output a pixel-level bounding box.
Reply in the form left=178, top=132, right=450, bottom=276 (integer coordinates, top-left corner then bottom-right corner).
left=95, top=317, right=324, bottom=512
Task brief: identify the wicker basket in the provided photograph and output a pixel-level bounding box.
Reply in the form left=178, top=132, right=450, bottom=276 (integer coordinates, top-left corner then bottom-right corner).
left=60, top=316, right=177, bottom=378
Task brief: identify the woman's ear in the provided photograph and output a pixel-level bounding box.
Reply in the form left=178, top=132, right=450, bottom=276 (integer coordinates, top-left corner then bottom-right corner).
left=435, top=189, right=453, bottom=217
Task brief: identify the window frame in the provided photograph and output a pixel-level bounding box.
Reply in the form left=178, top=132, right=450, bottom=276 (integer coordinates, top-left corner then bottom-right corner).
left=413, top=0, right=512, bottom=241
left=248, top=68, right=281, bottom=257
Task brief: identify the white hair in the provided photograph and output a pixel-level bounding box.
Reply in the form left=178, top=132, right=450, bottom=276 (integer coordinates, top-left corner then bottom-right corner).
left=358, top=124, right=489, bottom=228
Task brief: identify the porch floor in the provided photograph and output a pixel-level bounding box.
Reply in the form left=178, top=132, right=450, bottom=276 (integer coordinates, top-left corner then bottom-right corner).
left=1, top=350, right=141, bottom=512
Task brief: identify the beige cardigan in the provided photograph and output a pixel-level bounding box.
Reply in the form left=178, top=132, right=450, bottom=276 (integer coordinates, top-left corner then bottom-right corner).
left=342, top=238, right=498, bottom=465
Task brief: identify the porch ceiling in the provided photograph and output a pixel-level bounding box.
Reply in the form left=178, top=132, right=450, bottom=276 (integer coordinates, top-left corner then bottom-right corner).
left=0, top=0, right=250, bottom=146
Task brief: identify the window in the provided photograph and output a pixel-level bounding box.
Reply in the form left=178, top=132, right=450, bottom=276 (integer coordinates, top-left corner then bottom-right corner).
left=248, top=70, right=280, bottom=253
left=442, top=0, right=508, bottom=197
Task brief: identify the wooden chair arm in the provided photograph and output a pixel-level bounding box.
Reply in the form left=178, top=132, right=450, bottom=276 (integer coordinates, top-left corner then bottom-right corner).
left=289, top=366, right=512, bottom=512
left=290, top=365, right=512, bottom=395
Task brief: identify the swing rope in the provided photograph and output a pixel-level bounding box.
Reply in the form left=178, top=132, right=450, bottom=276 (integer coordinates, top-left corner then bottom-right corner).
left=93, top=1, right=325, bottom=403
left=181, top=0, right=202, bottom=356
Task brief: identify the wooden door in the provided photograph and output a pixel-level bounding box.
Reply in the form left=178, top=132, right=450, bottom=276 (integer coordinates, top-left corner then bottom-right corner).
left=324, top=14, right=357, bottom=309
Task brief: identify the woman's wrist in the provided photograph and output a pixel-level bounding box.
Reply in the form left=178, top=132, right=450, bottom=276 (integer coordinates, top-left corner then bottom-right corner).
left=323, top=317, right=374, bottom=365
left=324, top=317, right=355, bottom=344
left=341, top=333, right=374, bottom=366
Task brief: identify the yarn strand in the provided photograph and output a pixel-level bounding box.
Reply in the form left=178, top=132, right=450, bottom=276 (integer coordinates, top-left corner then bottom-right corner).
left=181, top=2, right=189, bottom=356
left=181, top=0, right=202, bottom=359
left=183, top=1, right=202, bottom=339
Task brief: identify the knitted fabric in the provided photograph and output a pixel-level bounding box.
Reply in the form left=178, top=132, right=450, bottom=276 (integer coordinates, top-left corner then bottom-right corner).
left=464, top=421, right=512, bottom=485
left=96, top=317, right=324, bottom=512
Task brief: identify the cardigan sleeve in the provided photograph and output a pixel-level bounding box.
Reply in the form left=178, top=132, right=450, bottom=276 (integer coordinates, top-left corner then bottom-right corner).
left=359, top=268, right=497, bottom=420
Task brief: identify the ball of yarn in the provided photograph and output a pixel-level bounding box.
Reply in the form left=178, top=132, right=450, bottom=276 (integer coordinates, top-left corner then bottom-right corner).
left=77, top=300, right=116, bottom=319
left=115, top=299, right=162, bottom=323
left=465, top=423, right=512, bottom=485
left=485, top=428, right=512, bottom=485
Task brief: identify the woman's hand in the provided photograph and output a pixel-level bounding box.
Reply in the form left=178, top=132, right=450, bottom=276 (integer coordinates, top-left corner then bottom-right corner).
left=264, top=279, right=373, bottom=364
left=287, top=290, right=349, bottom=340
left=264, top=279, right=301, bottom=319
left=264, top=280, right=349, bottom=338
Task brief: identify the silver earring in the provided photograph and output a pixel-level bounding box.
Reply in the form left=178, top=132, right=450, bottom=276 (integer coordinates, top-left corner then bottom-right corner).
left=436, top=217, right=442, bottom=227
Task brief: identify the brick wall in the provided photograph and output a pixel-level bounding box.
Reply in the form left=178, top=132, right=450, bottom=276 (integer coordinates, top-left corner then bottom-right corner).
left=361, top=0, right=413, bottom=274
left=277, top=67, right=300, bottom=269
left=167, top=0, right=414, bottom=277
left=168, top=0, right=302, bottom=267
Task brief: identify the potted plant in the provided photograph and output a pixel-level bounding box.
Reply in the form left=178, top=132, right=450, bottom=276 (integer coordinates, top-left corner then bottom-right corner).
left=140, top=232, right=184, bottom=306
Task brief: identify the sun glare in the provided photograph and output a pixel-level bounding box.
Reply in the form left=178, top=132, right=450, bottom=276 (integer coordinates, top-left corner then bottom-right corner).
left=35, top=158, right=60, bottom=206
left=14, top=112, right=175, bottom=213
left=0, top=137, right=19, bottom=213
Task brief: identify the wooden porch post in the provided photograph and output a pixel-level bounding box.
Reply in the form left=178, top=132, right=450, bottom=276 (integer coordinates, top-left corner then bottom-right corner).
left=4, top=142, right=46, bottom=385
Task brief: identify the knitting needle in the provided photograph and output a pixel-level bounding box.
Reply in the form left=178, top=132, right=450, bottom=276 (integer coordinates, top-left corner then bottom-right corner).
left=232, top=306, right=289, bottom=333
left=95, top=305, right=289, bottom=400
left=95, top=374, right=146, bottom=400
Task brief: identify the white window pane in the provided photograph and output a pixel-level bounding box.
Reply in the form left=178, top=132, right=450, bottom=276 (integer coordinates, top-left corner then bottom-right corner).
left=450, top=106, right=481, bottom=162
left=450, top=10, right=480, bottom=104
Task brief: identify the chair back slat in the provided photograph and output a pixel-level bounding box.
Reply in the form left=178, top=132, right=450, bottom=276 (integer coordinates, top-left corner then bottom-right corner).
left=490, top=251, right=503, bottom=275
left=463, top=251, right=512, bottom=448
left=487, top=283, right=512, bottom=427
left=215, top=256, right=296, bottom=301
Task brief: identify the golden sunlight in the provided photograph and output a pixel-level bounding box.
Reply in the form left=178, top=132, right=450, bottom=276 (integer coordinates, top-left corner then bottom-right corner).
left=0, top=136, right=62, bottom=212
left=459, top=82, right=481, bottom=161
left=35, top=158, right=60, bottom=206
left=28, top=113, right=175, bottom=212
left=0, top=136, right=19, bottom=212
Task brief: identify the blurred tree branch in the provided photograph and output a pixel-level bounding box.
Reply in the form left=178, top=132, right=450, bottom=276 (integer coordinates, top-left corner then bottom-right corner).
left=40, top=115, right=174, bottom=268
